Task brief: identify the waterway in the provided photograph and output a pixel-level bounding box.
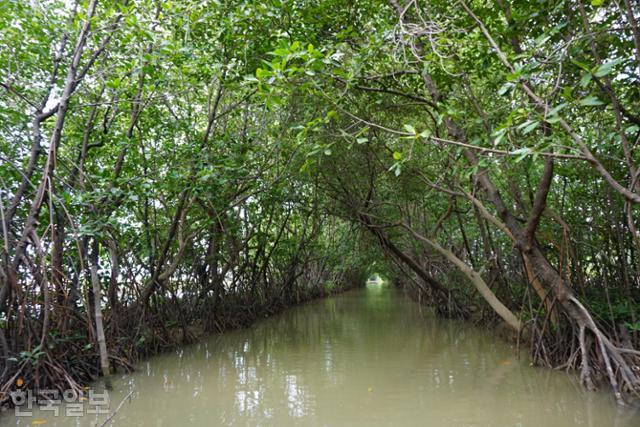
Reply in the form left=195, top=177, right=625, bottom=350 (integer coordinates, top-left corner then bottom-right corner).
left=3, top=283, right=638, bottom=426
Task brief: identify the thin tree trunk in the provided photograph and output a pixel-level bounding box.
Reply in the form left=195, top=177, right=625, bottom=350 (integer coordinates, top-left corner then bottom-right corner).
left=403, top=222, right=522, bottom=332
left=90, top=241, right=110, bottom=381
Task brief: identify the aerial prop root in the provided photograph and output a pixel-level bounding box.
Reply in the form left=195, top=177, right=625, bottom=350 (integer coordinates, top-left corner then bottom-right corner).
left=0, top=352, right=87, bottom=406
left=569, top=296, right=640, bottom=404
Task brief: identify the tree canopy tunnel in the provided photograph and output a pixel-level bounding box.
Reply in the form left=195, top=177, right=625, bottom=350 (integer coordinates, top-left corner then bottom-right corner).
left=1, top=0, right=640, bottom=405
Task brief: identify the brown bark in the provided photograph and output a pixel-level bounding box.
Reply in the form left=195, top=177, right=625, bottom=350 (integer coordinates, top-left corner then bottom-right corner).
left=402, top=223, right=522, bottom=331
left=89, top=241, right=110, bottom=379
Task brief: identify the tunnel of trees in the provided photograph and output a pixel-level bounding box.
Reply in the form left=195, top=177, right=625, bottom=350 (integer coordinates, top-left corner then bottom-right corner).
left=1, top=0, right=640, bottom=405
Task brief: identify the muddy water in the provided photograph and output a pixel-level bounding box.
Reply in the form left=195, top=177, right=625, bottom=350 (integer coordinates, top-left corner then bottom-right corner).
left=3, top=283, right=639, bottom=426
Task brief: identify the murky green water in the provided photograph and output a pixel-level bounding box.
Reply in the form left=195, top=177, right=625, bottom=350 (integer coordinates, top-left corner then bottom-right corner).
left=3, top=284, right=639, bottom=426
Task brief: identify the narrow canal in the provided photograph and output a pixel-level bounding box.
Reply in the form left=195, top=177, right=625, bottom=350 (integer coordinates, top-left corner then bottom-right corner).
left=4, top=283, right=639, bottom=426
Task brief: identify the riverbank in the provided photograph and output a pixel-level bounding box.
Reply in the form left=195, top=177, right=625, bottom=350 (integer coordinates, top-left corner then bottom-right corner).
left=0, top=267, right=368, bottom=409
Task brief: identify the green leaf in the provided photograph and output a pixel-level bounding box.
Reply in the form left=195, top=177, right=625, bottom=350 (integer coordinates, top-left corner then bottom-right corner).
left=522, top=121, right=539, bottom=134
left=518, top=120, right=539, bottom=134
left=591, top=0, right=604, bottom=6
left=419, top=129, right=432, bottom=139
left=356, top=137, right=368, bottom=144
left=493, top=128, right=507, bottom=145
left=511, top=147, right=532, bottom=162
left=393, top=151, right=403, bottom=161
left=625, top=321, right=640, bottom=331
left=534, top=34, right=550, bottom=46
left=548, top=103, right=567, bottom=116
left=506, top=69, right=522, bottom=82
left=498, top=82, right=513, bottom=96
left=625, top=125, right=640, bottom=135
left=571, top=59, right=591, bottom=72
left=579, top=96, right=605, bottom=106
left=256, top=68, right=271, bottom=79
left=403, top=124, right=416, bottom=134
left=594, top=58, right=624, bottom=77
left=579, top=73, right=592, bottom=88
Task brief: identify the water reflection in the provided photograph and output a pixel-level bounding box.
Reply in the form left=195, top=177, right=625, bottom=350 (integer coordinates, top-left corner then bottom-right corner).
left=3, top=285, right=639, bottom=426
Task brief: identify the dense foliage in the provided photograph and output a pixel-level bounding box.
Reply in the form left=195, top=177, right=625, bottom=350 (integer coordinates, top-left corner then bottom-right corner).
left=1, top=0, right=639, bottom=403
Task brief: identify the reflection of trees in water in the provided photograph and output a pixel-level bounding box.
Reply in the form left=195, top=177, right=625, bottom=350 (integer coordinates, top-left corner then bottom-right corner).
left=136, top=288, right=638, bottom=425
